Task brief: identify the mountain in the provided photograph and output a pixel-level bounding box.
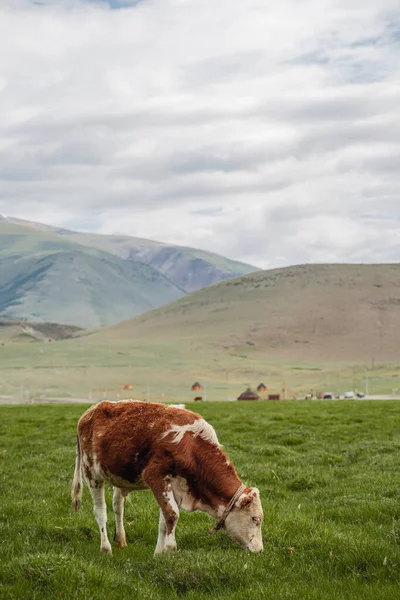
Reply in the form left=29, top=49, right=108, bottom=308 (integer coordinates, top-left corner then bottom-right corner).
left=0, top=216, right=258, bottom=327
left=0, top=244, right=184, bottom=329
left=0, top=215, right=258, bottom=292
left=94, top=263, right=400, bottom=362
left=122, top=245, right=254, bottom=293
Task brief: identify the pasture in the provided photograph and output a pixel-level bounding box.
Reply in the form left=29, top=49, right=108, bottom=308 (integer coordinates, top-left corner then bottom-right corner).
left=0, top=400, right=399, bottom=599
left=1, top=327, right=400, bottom=403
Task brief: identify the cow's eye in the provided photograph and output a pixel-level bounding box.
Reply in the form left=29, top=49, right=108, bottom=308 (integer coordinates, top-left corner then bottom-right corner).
left=252, top=517, right=261, bottom=525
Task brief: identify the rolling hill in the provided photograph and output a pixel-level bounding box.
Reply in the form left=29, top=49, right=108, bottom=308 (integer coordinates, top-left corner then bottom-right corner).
left=94, top=263, right=400, bottom=362
left=1, top=263, right=399, bottom=401
left=0, top=216, right=258, bottom=327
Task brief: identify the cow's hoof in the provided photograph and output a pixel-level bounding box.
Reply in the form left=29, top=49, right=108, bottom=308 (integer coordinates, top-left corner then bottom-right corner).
left=115, top=539, right=128, bottom=548
left=154, top=543, right=177, bottom=556
left=101, top=544, right=112, bottom=555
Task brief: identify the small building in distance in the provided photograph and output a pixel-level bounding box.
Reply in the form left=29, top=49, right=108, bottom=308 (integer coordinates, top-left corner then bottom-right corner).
left=191, top=381, right=203, bottom=391
left=238, top=388, right=260, bottom=401
left=257, top=383, right=267, bottom=393
left=267, top=393, right=280, bottom=401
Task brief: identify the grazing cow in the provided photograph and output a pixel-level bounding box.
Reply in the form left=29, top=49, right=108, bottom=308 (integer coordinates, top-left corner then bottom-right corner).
left=71, top=400, right=263, bottom=555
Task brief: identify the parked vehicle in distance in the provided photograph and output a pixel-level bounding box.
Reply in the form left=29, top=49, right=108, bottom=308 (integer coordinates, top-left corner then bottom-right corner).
left=323, top=393, right=333, bottom=399
left=356, top=392, right=365, bottom=398
left=344, top=391, right=355, bottom=399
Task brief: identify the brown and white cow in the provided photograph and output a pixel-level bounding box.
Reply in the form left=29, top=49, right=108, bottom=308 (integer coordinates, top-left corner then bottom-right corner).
left=71, top=400, right=263, bottom=555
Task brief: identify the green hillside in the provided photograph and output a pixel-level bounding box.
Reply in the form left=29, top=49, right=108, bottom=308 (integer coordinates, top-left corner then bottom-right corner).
left=0, top=249, right=184, bottom=328
left=97, top=263, right=400, bottom=362
left=1, top=217, right=258, bottom=293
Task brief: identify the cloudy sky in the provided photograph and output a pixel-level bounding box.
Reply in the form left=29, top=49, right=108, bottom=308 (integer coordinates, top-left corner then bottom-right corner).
left=0, top=0, right=399, bottom=268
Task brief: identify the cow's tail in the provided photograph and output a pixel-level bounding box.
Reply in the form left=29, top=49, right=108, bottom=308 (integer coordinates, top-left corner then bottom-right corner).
left=71, top=436, right=83, bottom=512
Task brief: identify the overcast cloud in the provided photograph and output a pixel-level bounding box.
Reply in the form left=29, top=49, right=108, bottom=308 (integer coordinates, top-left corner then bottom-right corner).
left=0, top=0, right=399, bottom=268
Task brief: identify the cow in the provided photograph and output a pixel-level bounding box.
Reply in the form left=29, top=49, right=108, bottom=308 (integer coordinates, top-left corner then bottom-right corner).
left=71, top=400, right=263, bottom=555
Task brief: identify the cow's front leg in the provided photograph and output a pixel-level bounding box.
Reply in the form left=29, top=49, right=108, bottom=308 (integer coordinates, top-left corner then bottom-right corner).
left=113, top=487, right=128, bottom=548
left=143, top=470, right=179, bottom=555
left=155, top=505, right=179, bottom=554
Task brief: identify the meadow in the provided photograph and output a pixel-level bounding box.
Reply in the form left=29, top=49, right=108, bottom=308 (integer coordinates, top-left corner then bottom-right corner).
left=0, top=400, right=399, bottom=599
left=1, top=326, right=399, bottom=403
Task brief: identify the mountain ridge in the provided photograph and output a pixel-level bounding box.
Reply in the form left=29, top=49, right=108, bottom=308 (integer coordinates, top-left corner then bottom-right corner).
left=0, top=216, right=258, bottom=327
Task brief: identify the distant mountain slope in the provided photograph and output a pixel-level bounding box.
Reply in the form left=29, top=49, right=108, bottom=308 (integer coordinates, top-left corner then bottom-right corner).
left=95, top=264, right=400, bottom=361
left=124, top=245, right=255, bottom=292
left=0, top=216, right=258, bottom=293
left=0, top=216, right=258, bottom=327
left=55, top=230, right=258, bottom=292
left=0, top=249, right=184, bottom=328
left=0, top=220, right=80, bottom=257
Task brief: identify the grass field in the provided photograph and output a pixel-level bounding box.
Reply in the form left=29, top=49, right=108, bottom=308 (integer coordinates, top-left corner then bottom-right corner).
left=1, top=322, right=400, bottom=402
left=1, top=400, right=400, bottom=599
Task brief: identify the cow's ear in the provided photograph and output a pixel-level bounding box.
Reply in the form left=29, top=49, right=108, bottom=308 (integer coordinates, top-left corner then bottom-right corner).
left=238, top=487, right=259, bottom=508
left=249, top=487, right=260, bottom=499
left=239, top=494, right=253, bottom=508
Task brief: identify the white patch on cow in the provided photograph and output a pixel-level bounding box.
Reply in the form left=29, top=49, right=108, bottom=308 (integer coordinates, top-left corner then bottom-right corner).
left=83, top=453, right=105, bottom=484
left=162, top=480, right=172, bottom=500
left=82, top=452, right=91, bottom=471
left=92, top=454, right=103, bottom=477
left=117, top=399, right=140, bottom=403
left=162, top=418, right=220, bottom=446
left=170, top=476, right=222, bottom=517
left=171, top=476, right=194, bottom=511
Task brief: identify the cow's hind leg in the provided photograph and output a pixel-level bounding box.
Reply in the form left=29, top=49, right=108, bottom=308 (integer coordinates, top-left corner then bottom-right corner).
left=89, top=484, right=112, bottom=554
left=113, top=487, right=128, bottom=548
left=144, top=470, right=179, bottom=555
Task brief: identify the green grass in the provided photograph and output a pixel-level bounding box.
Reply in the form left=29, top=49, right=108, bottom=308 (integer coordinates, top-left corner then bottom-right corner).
left=0, top=327, right=399, bottom=401
left=1, top=401, right=400, bottom=599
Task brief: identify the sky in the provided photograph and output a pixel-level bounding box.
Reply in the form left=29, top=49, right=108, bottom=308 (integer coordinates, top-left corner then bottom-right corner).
left=0, top=0, right=399, bottom=269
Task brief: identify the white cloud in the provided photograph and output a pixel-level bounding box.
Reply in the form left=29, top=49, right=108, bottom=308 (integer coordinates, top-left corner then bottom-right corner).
left=0, top=0, right=399, bottom=268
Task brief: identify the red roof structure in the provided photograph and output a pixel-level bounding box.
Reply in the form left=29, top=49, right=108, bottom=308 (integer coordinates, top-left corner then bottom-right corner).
left=191, top=381, right=203, bottom=391
left=237, top=388, right=260, bottom=401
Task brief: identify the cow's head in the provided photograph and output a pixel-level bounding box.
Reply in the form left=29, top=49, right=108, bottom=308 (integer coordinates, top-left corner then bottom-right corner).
left=223, top=487, right=263, bottom=553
